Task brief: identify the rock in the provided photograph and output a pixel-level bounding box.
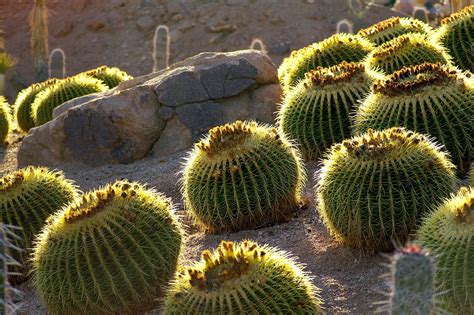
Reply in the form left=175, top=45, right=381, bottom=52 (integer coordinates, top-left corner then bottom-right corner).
left=150, top=116, right=192, bottom=157
left=136, top=16, right=155, bottom=33
left=18, top=50, right=280, bottom=166
left=53, top=21, right=74, bottom=38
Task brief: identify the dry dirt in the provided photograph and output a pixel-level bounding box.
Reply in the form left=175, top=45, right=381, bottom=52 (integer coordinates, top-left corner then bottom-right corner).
left=0, top=0, right=415, bottom=313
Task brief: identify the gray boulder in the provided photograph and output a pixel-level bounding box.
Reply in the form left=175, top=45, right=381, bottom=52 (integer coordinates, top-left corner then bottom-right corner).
left=18, top=50, right=281, bottom=167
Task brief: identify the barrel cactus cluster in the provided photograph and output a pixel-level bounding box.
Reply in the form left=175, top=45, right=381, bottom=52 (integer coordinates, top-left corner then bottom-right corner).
left=182, top=120, right=305, bottom=233
left=0, top=96, right=11, bottom=144
left=163, top=240, right=323, bottom=314
left=79, top=65, right=133, bottom=89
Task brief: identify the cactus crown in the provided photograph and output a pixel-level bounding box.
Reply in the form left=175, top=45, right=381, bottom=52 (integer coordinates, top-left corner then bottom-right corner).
left=452, top=187, right=474, bottom=223
left=373, top=34, right=421, bottom=58
left=441, top=5, right=473, bottom=25
left=304, top=61, right=366, bottom=87
left=82, top=65, right=132, bottom=88
left=334, top=128, right=428, bottom=160
left=358, top=17, right=431, bottom=45
left=187, top=240, right=266, bottom=292
left=0, top=166, right=69, bottom=196
left=372, top=63, right=459, bottom=96
left=195, top=120, right=280, bottom=159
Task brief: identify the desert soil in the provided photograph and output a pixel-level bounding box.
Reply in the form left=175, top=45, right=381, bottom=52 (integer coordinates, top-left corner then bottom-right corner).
left=0, top=0, right=412, bottom=313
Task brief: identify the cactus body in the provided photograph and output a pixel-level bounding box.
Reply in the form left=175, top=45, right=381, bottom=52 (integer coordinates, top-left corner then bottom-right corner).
left=278, top=34, right=373, bottom=94
left=416, top=186, right=474, bottom=313
left=357, top=17, right=432, bottom=46
left=278, top=62, right=372, bottom=159
left=182, top=120, right=306, bottom=233
left=153, top=25, right=170, bottom=72
left=378, top=244, right=438, bottom=315
left=32, top=75, right=107, bottom=126
left=163, top=240, right=323, bottom=314
left=32, top=180, right=183, bottom=315
left=0, top=224, right=23, bottom=314
left=469, top=164, right=474, bottom=186
left=435, top=5, right=473, bottom=72
left=354, top=63, right=473, bottom=175
left=0, top=96, right=11, bottom=144
left=250, top=38, right=267, bottom=53
left=0, top=167, right=77, bottom=282
left=316, top=128, right=456, bottom=250
left=13, top=79, right=57, bottom=132
left=365, top=33, right=452, bottom=78
left=48, top=48, right=66, bottom=79
left=81, top=65, right=132, bottom=89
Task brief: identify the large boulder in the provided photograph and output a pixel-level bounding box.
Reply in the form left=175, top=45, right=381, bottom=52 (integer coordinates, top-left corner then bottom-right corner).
left=18, top=50, right=281, bottom=167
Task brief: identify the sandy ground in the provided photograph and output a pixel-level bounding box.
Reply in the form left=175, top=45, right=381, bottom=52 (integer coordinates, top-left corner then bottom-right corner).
left=1, top=131, right=389, bottom=314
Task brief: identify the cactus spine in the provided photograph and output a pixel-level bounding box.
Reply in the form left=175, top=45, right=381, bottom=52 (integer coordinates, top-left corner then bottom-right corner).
left=163, top=240, right=324, bottom=314
left=416, top=186, right=474, bottom=313
left=278, top=33, right=374, bottom=94
left=0, top=167, right=77, bottom=282
left=48, top=48, right=65, bottom=79
left=250, top=38, right=267, bottom=53
left=434, top=5, right=473, bottom=72
left=153, top=25, right=170, bottom=72
left=32, top=75, right=107, bottom=126
left=32, top=180, right=183, bottom=315
left=0, top=96, right=11, bottom=144
left=13, top=78, right=57, bottom=132
left=0, top=224, right=23, bottom=314
left=377, top=244, right=440, bottom=315
left=182, top=120, right=306, bottom=233
left=365, top=33, right=452, bottom=78
left=357, top=17, right=433, bottom=46
left=354, top=63, right=473, bottom=176
left=278, top=62, right=372, bottom=159
left=80, top=65, right=132, bottom=89
left=316, top=128, right=456, bottom=250
left=336, top=19, right=354, bottom=34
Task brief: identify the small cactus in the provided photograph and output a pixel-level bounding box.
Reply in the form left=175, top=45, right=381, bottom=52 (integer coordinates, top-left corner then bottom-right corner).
left=13, top=78, right=57, bottom=132
left=354, top=63, right=473, bottom=176
left=377, top=244, right=440, bottom=315
left=278, top=62, right=372, bottom=159
left=48, top=48, right=66, bottom=79
left=163, top=240, right=324, bottom=314
left=32, top=180, right=183, bottom=315
left=182, top=120, right=306, bottom=233
left=0, top=166, right=77, bottom=282
left=250, top=38, right=267, bottom=53
left=80, top=65, right=132, bottom=89
left=416, top=186, right=474, bottom=313
left=357, top=17, right=433, bottom=46
left=153, top=25, right=170, bottom=72
left=278, top=33, right=374, bottom=94
left=434, top=5, right=473, bottom=72
left=316, top=128, right=456, bottom=250
left=31, top=75, right=108, bottom=126
left=0, top=96, right=11, bottom=144
left=365, top=33, right=452, bottom=78
left=0, top=224, right=23, bottom=314
left=336, top=19, right=354, bottom=34
left=412, top=7, right=430, bottom=24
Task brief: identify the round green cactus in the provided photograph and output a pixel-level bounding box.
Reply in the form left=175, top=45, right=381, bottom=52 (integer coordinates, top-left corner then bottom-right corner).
left=278, top=61, right=372, bottom=159
left=365, top=33, right=452, bottom=78
left=435, top=5, right=473, bottom=72
left=354, top=63, right=473, bottom=176
left=13, top=79, right=58, bottom=132
left=32, top=180, right=183, bottom=315
left=163, top=240, right=324, bottom=314
left=416, top=186, right=474, bottom=313
left=0, top=96, right=11, bottom=144
left=31, top=75, right=108, bottom=126
left=182, top=120, right=306, bottom=233
left=81, top=65, right=133, bottom=89
left=278, top=33, right=374, bottom=93
left=316, top=128, right=456, bottom=250
left=0, top=166, right=77, bottom=282
left=357, top=17, right=433, bottom=46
